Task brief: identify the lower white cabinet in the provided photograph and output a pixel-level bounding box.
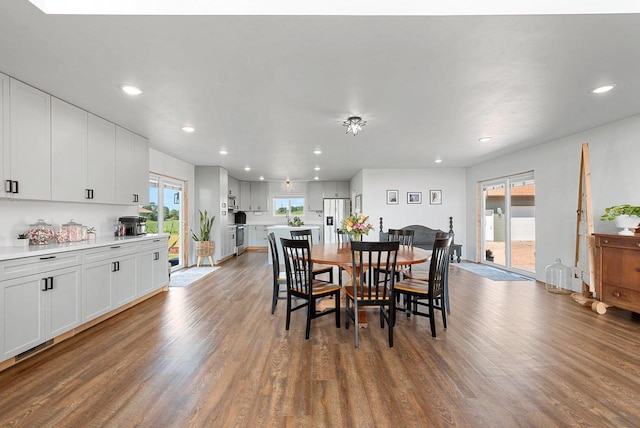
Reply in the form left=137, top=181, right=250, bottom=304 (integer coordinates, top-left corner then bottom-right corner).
left=138, top=239, right=169, bottom=296
left=1, top=264, right=81, bottom=360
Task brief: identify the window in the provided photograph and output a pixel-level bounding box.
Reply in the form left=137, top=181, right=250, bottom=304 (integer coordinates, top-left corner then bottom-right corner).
left=273, top=196, right=305, bottom=217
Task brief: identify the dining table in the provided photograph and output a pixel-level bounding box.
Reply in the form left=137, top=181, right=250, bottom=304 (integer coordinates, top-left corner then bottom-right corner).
left=311, top=243, right=431, bottom=327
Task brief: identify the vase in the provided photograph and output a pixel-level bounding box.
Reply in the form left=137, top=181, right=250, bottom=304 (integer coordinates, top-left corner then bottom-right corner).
left=614, top=215, right=640, bottom=236
left=350, top=233, right=363, bottom=242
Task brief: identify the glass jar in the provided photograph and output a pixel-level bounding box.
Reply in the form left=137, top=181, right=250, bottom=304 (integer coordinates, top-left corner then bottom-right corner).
left=63, top=219, right=83, bottom=242
left=545, top=258, right=572, bottom=294
left=28, top=219, right=55, bottom=245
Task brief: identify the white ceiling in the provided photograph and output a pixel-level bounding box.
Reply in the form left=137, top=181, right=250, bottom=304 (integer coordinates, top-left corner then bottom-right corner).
left=1, top=0, right=640, bottom=182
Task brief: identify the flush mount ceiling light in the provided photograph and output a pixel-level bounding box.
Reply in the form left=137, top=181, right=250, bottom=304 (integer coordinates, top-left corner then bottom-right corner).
left=285, top=179, right=291, bottom=189
left=119, top=84, right=143, bottom=95
left=181, top=126, right=195, bottom=133
left=591, top=83, right=617, bottom=94
left=434, top=159, right=443, bottom=163
left=219, top=149, right=228, bottom=155
left=314, top=176, right=319, bottom=180
left=343, top=116, right=366, bottom=136
left=259, top=176, right=264, bottom=180
left=478, top=137, right=492, bottom=142
left=313, top=149, right=322, bottom=155
left=314, top=166, right=320, bottom=171
left=244, top=167, right=251, bottom=171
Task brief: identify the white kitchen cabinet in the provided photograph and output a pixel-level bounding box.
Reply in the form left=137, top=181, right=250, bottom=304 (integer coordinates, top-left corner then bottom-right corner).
left=0, top=259, right=81, bottom=360
left=239, top=181, right=251, bottom=211
left=138, top=238, right=169, bottom=296
left=8, top=78, right=51, bottom=201
left=115, top=126, right=135, bottom=204
left=82, top=244, right=138, bottom=322
left=51, top=97, right=88, bottom=202
left=307, top=181, right=324, bottom=211
left=228, top=176, right=240, bottom=199
left=223, top=226, right=236, bottom=259
left=0, top=72, right=9, bottom=200
left=250, top=181, right=268, bottom=211
left=256, top=225, right=269, bottom=248
left=87, top=114, right=116, bottom=204
left=323, top=181, right=350, bottom=199
left=133, top=134, right=150, bottom=206
left=247, top=225, right=257, bottom=247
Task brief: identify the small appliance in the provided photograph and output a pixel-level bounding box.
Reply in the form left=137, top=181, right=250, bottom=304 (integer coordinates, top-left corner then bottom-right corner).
left=118, top=216, right=147, bottom=236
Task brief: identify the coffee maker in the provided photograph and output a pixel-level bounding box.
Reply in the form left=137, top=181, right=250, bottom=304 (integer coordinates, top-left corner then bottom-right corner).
left=118, top=216, right=147, bottom=236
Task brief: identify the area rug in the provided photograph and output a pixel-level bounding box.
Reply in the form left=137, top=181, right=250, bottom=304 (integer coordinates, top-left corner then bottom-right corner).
left=453, top=263, right=533, bottom=281
left=169, top=266, right=220, bottom=287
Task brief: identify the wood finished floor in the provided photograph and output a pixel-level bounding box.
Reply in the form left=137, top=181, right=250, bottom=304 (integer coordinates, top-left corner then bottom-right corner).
left=1, top=251, right=640, bottom=427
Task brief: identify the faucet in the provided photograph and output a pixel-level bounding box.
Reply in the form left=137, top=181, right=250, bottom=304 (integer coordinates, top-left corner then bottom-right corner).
left=286, top=210, right=290, bottom=225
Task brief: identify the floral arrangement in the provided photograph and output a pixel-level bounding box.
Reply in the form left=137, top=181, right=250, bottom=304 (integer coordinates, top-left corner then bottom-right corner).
left=340, top=213, right=374, bottom=240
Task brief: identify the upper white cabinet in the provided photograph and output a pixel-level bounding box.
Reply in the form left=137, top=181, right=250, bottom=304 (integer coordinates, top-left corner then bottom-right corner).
left=87, top=114, right=116, bottom=204
left=8, top=78, right=51, bottom=201
left=0, top=73, right=8, bottom=199
left=250, top=181, right=268, bottom=211
left=307, top=181, right=324, bottom=211
left=51, top=97, right=88, bottom=202
left=323, top=181, right=350, bottom=199
left=115, top=128, right=148, bottom=205
left=239, top=181, right=251, bottom=211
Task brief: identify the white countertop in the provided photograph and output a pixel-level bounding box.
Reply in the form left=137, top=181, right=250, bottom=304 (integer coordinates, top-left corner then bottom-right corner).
left=267, top=225, right=320, bottom=229
left=0, top=234, right=169, bottom=262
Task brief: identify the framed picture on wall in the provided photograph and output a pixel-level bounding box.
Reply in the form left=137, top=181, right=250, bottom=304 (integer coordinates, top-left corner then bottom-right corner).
left=407, top=192, right=422, bottom=204
left=355, top=194, right=362, bottom=213
left=386, top=190, right=399, bottom=205
left=430, top=190, right=442, bottom=205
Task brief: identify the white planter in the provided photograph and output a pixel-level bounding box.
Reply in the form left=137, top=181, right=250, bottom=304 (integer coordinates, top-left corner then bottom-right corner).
left=14, top=239, right=29, bottom=247
left=614, top=214, right=640, bottom=236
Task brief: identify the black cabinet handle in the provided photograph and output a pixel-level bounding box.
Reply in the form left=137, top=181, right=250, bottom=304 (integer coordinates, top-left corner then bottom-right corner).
left=110, top=246, right=121, bottom=249
left=12, top=180, right=19, bottom=194
left=48, top=276, right=54, bottom=290
left=85, top=188, right=94, bottom=199
left=42, top=278, right=49, bottom=291
left=39, top=256, right=56, bottom=260
left=116, top=261, right=120, bottom=271
left=112, top=261, right=118, bottom=272
left=132, top=194, right=139, bottom=203
left=153, top=252, right=159, bottom=260
left=4, top=180, right=11, bottom=193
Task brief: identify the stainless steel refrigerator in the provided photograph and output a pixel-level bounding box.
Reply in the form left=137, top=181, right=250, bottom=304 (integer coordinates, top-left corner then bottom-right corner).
left=323, top=198, right=351, bottom=243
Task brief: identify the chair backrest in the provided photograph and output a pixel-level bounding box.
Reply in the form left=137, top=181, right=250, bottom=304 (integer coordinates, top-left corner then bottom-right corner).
left=435, top=231, right=452, bottom=240
left=336, top=229, right=347, bottom=243
left=350, top=241, right=400, bottom=303
left=428, top=236, right=453, bottom=297
left=280, top=237, right=314, bottom=296
left=387, top=228, right=415, bottom=246
left=267, top=232, right=281, bottom=278
left=290, top=229, right=314, bottom=244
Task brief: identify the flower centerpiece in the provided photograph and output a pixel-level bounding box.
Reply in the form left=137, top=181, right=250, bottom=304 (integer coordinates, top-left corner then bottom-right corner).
left=339, top=213, right=374, bottom=241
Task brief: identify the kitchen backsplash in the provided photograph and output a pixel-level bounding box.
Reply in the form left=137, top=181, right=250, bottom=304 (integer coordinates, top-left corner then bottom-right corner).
left=0, top=199, right=138, bottom=248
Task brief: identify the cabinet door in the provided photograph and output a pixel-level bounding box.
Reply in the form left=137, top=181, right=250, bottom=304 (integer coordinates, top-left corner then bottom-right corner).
left=115, top=126, right=135, bottom=204
left=51, top=98, right=88, bottom=202
left=250, top=181, right=268, bottom=211
left=0, top=72, right=9, bottom=199
left=1, top=274, right=46, bottom=359
left=257, top=226, right=269, bottom=247
left=115, top=254, right=137, bottom=306
left=335, top=181, right=350, bottom=198
left=9, top=78, right=51, bottom=201
left=248, top=225, right=257, bottom=247
left=239, top=181, right=251, bottom=210
left=87, top=114, right=116, bottom=204
left=137, top=251, right=154, bottom=296
left=133, top=134, right=149, bottom=205
left=307, top=181, right=323, bottom=211
left=48, top=266, right=81, bottom=337
left=152, top=247, right=169, bottom=290
left=82, top=260, right=114, bottom=323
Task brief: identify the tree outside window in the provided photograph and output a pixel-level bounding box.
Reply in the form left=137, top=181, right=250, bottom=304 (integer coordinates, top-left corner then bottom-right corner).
left=273, top=197, right=305, bottom=217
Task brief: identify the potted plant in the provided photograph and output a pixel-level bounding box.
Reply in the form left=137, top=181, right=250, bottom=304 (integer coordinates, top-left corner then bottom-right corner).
left=191, top=210, right=215, bottom=266
left=600, top=204, right=640, bottom=236
left=86, top=227, right=96, bottom=241
left=485, top=249, right=494, bottom=262
left=15, top=233, right=29, bottom=247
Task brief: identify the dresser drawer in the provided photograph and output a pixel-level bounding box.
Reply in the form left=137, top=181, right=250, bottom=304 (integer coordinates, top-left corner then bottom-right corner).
left=0, top=251, right=82, bottom=281
left=602, top=284, right=640, bottom=312
left=600, top=247, right=640, bottom=291
left=596, top=235, right=640, bottom=250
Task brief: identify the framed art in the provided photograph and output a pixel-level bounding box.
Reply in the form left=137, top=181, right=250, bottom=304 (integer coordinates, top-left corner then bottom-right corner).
left=355, top=194, right=362, bottom=213
left=386, top=190, right=399, bottom=205
left=407, top=192, right=422, bottom=204
left=430, top=189, right=442, bottom=205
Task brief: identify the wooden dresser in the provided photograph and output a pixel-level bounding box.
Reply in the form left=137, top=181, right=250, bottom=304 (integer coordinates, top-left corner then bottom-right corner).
left=594, top=234, right=640, bottom=313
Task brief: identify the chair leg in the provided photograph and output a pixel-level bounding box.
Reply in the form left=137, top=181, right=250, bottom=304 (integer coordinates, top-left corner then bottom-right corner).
left=271, top=282, right=278, bottom=314
left=429, top=300, right=436, bottom=337
left=345, top=298, right=351, bottom=329
left=354, top=301, right=359, bottom=348
left=305, top=300, right=313, bottom=340
left=441, top=297, right=447, bottom=329
left=286, top=293, right=292, bottom=330
left=335, top=291, right=341, bottom=328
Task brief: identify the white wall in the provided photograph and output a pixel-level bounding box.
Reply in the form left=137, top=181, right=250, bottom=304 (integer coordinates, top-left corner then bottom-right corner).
left=466, top=113, right=640, bottom=287
left=360, top=168, right=467, bottom=248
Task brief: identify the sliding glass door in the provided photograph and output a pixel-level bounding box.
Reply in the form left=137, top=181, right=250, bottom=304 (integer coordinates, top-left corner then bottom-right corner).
left=482, top=172, right=535, bottom=275
left=143, top=175, right=185, bottom=272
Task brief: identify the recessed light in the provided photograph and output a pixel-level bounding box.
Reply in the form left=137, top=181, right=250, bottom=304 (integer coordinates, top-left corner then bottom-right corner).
left=219, top=149, right=228, bottom=155
left=181, top=126, right=195, bottom=133
left=591, top=84, right=617, bottom=94
left=314, top=176, right=319, bottom=180
left=478, top=137, right=492, bottom=143
left=244, top=167, right=251, bottom=171
left=314, top=167, right=320, bottom=171
left=119, top=84, right=143, bottom=95
left=434, top=159, right=443, bottom=163
left=313, top=149, right=322, bottom=155
left=259, top=176, right=264, bottom=180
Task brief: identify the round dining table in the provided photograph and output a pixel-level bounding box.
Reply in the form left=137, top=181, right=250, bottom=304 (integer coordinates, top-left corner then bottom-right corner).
left=310, top=243, right=432, bottom=327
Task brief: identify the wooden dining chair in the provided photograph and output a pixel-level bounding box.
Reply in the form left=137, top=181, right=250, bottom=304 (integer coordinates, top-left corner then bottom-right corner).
left=267, top=232, right=287, bottom=314
left=290, top=229, right=334, bottom=283
left=393, top=236, right=452, bottom=338
left=336, top=230, right=348, bottom=286
left=387, top=228, right=415, bottom=280
left=345, top=240, right=400, bottom=348
left=280, top=238, right=341, bottom=340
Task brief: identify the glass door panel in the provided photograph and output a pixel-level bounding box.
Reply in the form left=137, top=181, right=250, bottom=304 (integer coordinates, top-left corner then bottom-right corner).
left=163, top=181, right=183, bottom=270
left=509, top=176, right=536, bottom=273
left=483, top=183, right=506, bottom=267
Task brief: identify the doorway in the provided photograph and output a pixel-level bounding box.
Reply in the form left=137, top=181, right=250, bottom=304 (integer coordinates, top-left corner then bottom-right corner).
left=481, top=172, right=535, bottom=275
left=143, top=175, right=186, bottom=272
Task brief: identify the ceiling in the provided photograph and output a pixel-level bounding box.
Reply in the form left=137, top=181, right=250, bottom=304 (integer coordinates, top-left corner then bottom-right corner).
left=1, top=1, right=640, bottom=182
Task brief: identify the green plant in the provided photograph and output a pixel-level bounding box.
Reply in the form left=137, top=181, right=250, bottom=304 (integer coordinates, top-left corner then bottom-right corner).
left=17, top=233, right=28, bottom=239
left=600, top=205, right=640, bottom=221
left=288, top=216, right=304, bottom=227
left=86, top=227, right=95, bottom=233
left=191, top=210, right=215, bottom=241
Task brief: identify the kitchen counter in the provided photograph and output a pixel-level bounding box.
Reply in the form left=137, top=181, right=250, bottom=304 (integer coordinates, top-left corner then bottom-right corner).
left=0, top=234, right=169, bottom=261
left=267, top=225, right=321, bottom=264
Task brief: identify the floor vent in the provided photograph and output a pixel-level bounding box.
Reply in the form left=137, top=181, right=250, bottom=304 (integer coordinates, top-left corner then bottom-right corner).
left=15, top=339, right=54, bottom=361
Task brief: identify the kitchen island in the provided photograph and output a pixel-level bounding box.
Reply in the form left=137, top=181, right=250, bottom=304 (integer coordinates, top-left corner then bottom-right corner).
left=267, top=225, right=321, bottom=264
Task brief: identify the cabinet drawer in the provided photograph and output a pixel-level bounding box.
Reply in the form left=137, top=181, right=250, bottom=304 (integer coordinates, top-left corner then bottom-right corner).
left=0, top=251, right=82, bottom=282
left=602, top=284, right=640, bottom=311
left=82, top=243, right=138, bottom=263
left=597, top=235, right=640, bottom=250
left=138, top=237, right=168, bottom=251
left=600, top=247, right=640, bottom=291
